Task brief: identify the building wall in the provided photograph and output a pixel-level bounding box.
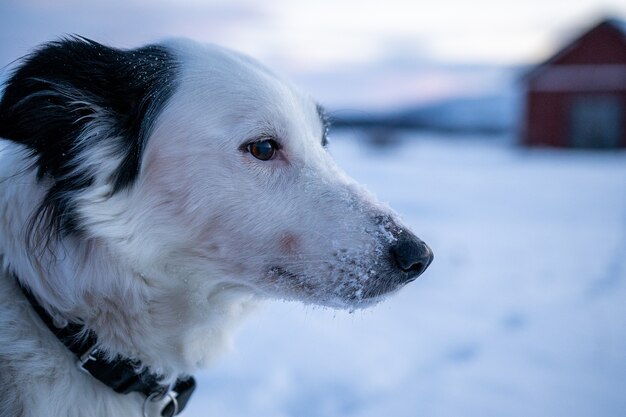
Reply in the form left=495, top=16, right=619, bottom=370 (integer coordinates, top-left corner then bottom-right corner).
left=522, top=21, right=626, bottom=148
left=524, top=91, right=626, bottom=148
left=524, top=92, right=568, bottom=147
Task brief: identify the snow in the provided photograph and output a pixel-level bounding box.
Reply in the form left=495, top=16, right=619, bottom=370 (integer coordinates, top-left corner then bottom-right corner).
left=184, top=132, right=626, bottom=417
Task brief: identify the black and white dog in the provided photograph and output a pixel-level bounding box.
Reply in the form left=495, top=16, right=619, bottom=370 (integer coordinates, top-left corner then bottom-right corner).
left=0, top=37, right=432, bottom=417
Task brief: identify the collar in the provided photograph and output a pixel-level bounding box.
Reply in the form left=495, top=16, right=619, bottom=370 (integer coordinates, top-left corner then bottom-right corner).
left=17, top=277, right=196, bottom=417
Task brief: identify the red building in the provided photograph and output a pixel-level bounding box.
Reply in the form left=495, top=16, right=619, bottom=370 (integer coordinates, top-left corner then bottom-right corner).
left=521, top=18, right=626, bottom=148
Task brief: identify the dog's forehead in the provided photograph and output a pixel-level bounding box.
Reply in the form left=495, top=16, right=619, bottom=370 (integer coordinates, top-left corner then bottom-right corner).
left=167, top=40, right=322, bottom=144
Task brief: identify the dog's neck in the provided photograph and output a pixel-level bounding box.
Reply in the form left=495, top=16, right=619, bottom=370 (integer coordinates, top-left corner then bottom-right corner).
left=0, top=141, right=256, bottom=382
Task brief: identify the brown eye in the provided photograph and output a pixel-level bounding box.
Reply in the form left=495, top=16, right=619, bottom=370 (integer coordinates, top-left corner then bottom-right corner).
left=248, top=139, right=277, bottom=161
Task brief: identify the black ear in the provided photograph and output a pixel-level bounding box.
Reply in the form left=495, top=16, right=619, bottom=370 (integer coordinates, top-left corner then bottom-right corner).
left=0, top=36, right=179, bottom=237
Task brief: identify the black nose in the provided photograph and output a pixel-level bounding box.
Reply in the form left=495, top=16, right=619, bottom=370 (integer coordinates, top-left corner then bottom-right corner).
left=390, top=233, right=433, bottom=281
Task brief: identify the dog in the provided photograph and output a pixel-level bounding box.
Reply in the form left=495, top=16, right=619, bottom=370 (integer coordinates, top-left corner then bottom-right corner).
left=0, top=37, right=433, bottom=417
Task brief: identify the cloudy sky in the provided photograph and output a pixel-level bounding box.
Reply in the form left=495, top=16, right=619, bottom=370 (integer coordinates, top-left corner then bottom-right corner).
left=1, top=0, right=625, bottom=109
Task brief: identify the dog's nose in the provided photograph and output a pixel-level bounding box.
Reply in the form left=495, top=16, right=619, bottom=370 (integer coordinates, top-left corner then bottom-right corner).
left=390, top=232, right=433, bottom=281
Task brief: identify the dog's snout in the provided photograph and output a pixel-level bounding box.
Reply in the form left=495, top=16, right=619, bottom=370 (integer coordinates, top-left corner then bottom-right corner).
left=390, top=233, right=433, bottom=281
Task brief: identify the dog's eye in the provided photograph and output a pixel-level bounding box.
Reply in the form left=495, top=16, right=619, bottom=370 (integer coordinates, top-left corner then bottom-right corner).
left=248, top=139, right=278, bottom=161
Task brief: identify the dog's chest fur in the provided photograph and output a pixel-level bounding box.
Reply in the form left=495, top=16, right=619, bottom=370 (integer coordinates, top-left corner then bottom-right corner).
left=0, top=146, right=254, bottom=416
left=0, top=273, right=145, bottom=417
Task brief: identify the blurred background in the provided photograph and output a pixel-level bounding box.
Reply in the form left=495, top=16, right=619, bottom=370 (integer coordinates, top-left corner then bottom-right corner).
left=2, top=1, right=626, bottom=416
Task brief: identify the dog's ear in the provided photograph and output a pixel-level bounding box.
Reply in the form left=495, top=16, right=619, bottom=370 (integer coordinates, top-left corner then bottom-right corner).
left=0, top=36, right=179, bottom=237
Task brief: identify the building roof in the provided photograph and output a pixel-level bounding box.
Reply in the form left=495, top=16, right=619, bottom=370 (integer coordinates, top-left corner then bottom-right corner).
left=523, top=17, right=626, bottom=82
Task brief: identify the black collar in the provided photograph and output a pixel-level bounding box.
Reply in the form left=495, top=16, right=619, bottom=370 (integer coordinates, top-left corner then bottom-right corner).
left=17, top=277, right=195, bottom=417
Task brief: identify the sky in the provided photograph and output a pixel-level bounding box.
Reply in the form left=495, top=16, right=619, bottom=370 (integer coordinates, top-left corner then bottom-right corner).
left=1, top=0, right=626, bottom=109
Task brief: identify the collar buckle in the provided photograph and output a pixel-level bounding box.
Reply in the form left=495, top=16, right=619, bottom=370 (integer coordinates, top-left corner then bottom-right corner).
left=77, top=345, right=99, bottom=374
left=142, top=377, right=195, bottom=417
left=143, top=389, right=178, bottom=417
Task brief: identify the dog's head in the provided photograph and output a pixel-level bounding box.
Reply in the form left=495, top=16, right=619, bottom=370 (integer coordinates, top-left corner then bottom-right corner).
left=0, top=37, right=432, bottom=311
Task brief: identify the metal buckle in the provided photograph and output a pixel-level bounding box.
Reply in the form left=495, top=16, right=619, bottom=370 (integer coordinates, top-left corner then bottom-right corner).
left=142, top=388, right=178, bottom=417
left=76, top=345, right=98, bottom=374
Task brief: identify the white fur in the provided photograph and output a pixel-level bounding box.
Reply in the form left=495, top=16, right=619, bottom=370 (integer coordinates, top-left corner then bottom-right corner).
left=0, top=40, right=419, bottom=417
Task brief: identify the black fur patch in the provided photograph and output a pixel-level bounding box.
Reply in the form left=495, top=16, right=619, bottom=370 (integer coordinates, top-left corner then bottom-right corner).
left=316, top=104, right=330, bottom=147
left=0, top=36, right=179, bottom=238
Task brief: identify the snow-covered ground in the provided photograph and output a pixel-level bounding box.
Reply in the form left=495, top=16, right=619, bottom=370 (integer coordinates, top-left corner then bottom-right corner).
left=185, top=132, right=626, bottom=417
